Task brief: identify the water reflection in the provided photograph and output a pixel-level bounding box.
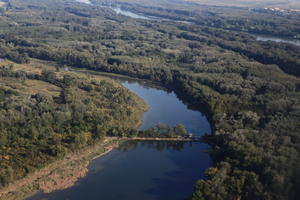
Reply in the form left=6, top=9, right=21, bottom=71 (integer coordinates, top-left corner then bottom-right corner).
left=119, top=140, right=187, bottom=152
left=98, top=4, right=192, bottom=24
left=122, top=81, right=211, bottom=134
left=27, top=72, right=211, bottom=200
left=27, top=141, right=210, bottom=200
left=76, top=0, right=91, bottom=4
left=256, top=35, right=300, bottom=46
left=112, top=7, right=152, bottom=20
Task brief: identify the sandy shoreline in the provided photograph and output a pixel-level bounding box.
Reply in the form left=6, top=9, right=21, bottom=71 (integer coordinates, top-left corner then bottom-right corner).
left=0, top=138, right=120, bottom=200
left=0, top=135, right=194, bottom=200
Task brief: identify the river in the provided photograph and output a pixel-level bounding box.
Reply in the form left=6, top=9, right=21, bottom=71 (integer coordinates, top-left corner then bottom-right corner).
left=107, top=7, right=152, bottom=20
left=75, top=0, right=91, bottom=5
left=105, top=6, right=192, bottom=24
left=76, top=0, right=157, bottom=20
left=76, top=0, right=300, bottom=45
left=256, top=35, right=300, bottom=46
left=99, top=2, right=300, bottom=46
left=108, top=6, right=300, bottom=45
left=107, top=5, right=300, bottom=45
left=27, top=75, right=212, bottom=200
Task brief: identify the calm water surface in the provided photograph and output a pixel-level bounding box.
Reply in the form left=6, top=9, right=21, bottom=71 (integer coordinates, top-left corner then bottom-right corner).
left=122, top=80, right=211, bottom=134
left=76, top=0, right=299, bottom=45
left=75, top=0, right=91, bottom=4
left=27, top=77, right=212, bottom=200
left=98, top=5, right=191, bottom=24
left=29, top=141, right=210, bottom=200
left=110, top=7, right=151, bottom=20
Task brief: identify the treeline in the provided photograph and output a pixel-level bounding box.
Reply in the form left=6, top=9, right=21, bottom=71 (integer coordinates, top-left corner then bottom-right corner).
left=0, top=40, right=30, bottom=64
left=95, top=0, right=300, bottom=39
left=1, top=32, right=299, bottom=200
left=101, top=123, right=189, bottom=138
left=0, top=0, right=299, bottom=199
left=173, top=25, right=300, bottom=77
left=0, top=65, right=144, bottom=187
left=138, top=123, right=188, bottom=138
left=10, top=38, right=299, bottom=200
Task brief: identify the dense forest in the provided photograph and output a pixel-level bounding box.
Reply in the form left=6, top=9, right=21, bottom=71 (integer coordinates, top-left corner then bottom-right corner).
left=0, top=0, right=300, bottom=199
left=0, top=61, right=147, bottom=189
left=95, top=0, right=300, bottom=39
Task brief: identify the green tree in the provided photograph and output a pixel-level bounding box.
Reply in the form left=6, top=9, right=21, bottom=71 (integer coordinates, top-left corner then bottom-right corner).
left=174, top=124, right=187, bottom=136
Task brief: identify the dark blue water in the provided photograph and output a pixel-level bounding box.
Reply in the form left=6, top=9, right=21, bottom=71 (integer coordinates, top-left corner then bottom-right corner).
left=28, top=78, right=212, bottom=200
left=122, top=81, right=211, bottom=135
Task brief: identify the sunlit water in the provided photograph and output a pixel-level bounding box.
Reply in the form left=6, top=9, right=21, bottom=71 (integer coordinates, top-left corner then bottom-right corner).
left=111, top=7, right=151, bottom=20
left=75, top=0, right=91, bottom=5
left=256, top=35, right=300, bottom=46
left=98, top=5, right=191, bottom=24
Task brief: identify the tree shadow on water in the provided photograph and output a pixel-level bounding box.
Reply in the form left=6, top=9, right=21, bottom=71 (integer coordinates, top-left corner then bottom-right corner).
left=144, top=142, right=211, bottom=200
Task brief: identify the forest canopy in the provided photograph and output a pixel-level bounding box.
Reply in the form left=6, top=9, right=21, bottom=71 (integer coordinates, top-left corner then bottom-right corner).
left=0, top=0, right=299, bottom=199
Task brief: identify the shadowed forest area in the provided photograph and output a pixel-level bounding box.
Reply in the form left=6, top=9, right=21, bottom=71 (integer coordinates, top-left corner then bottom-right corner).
left=0, top=0, right=300, bottom=199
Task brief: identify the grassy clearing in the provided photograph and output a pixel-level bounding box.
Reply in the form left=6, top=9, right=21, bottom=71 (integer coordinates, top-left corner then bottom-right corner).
left=0, top=59, right=148, bottom=199
left=1, top=77, right=61, bottom=98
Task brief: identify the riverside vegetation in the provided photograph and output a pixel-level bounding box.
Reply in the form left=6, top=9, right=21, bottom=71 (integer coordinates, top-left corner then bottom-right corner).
left=0, top=0, right=300, bottom=199
left=0, top=59, right=148, bottom=197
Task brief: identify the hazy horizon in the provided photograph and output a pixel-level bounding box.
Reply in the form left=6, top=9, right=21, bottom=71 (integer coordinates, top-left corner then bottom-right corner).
left=98, top=0, right=300, bottom=9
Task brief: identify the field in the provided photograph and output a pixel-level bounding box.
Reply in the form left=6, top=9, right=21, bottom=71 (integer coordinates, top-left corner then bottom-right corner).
left=0, top=55, right=148, bottom=196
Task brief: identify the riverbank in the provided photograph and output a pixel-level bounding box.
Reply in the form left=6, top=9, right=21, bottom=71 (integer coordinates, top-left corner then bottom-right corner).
left=25, top=75, right=212, bottom=199
left=0, top=137, right=121, bottom=200
left=125, top=137, right=196, bottom=142
left=0, top=136, right=199, bottom=200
